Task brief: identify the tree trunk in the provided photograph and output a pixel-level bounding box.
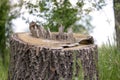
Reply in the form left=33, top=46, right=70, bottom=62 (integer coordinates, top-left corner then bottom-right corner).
left=8, top=32, right=98, bottom=80
left=113, top=0, right=120, bottom=49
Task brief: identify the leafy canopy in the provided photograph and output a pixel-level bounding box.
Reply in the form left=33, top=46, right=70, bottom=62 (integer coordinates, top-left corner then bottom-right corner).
left=20, top=0, right=105, bottom=32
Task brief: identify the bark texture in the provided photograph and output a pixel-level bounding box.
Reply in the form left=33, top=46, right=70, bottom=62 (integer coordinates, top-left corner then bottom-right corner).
left=114, top=0, right=120, bottom=48
left=8, top=33, right=98, bottom=80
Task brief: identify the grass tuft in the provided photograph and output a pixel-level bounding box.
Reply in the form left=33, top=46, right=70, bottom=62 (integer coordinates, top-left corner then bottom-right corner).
left=0, top=59, right=8, bottom=80
left=98, top=44, right=120, bottom=80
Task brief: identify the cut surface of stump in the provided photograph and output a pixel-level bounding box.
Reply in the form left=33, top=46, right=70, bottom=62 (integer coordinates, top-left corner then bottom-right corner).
left=9, top=22, right=98, bottom=80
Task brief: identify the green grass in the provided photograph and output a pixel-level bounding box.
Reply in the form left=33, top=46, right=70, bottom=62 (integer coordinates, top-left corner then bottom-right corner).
left=98, top=44, right=120, bottom=80
left=0, top=48, right=9, bottom=80
left=0, top=59, right=8, bottom=80
left=0, top=44, right=120, bottom=80
left=73, top=42, right=120, bottom=80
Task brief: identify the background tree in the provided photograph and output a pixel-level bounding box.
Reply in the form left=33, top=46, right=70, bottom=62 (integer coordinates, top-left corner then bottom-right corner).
left=113, top=0, right=120, bottom=49
left=0, top=0, right=10, bottom=65
left=22, top=0, right=105, bottom=33
left=0, top=0, right=23, bottom=65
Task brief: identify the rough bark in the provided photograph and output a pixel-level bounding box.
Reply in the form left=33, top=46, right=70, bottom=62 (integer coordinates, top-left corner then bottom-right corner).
left=114, top=0, right=120, bottom=49
left=8, top=33, right=98, bottom=80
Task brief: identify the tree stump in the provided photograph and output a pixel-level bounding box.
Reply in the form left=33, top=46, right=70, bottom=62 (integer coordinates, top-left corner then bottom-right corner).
left=8, top=22, right=98, bottom=80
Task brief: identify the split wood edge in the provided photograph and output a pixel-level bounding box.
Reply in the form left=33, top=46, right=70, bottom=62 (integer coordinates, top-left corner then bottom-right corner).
left=29, top=21, right=94, bottom=48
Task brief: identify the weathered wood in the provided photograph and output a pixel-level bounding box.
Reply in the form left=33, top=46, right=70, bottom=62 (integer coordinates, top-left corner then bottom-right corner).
left=67, top=27, right=75, bottom=42
left=8, top=33, right=98, bottom=80
left=8, top=21, right=98, bottom=80
left=29, top=21, right=39, bottom=37
left=46, top=27, right=52, bottom=39
left=29, top=22, right=94, bottom=45
left=58, top=25, right=64, bottom=40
